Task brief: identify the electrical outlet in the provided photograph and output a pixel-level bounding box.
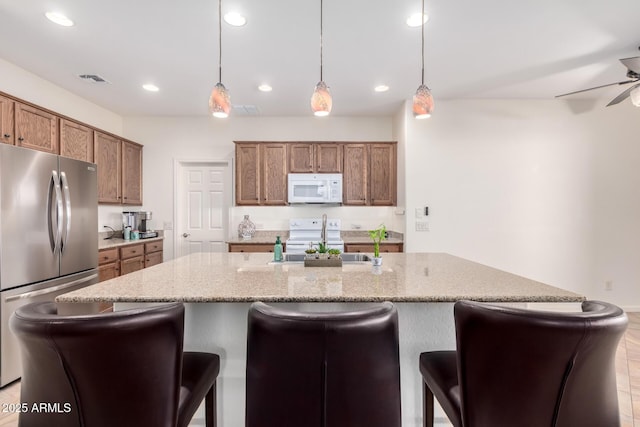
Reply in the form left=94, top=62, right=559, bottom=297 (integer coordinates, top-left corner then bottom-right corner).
left=415, top=207, right=424, bottom=218
left=415, top=220, right=429, bottom=231
left=605, top=280, right=613, bottom=291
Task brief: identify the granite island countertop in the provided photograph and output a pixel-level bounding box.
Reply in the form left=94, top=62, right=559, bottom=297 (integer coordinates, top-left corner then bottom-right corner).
left=57, top=252, right=584, bottom=304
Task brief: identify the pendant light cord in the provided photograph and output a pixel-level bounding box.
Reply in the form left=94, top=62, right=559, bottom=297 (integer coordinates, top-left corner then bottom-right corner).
left=218, top=0, right=223, bottom=83
left=320, top=0, right=324, bottom=81
left=421, top=0, right=425, bottom=85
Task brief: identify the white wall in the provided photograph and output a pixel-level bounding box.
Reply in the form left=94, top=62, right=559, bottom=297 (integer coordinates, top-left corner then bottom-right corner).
left=0, top=58, right=122, bottom=134
left=122, top=116, right=399, bottom=260
left=403, top=99, right=640, bottom=308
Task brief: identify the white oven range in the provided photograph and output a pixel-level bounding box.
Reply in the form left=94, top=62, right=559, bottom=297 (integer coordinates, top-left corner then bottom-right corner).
left=285, top=218, right=344, bottom=254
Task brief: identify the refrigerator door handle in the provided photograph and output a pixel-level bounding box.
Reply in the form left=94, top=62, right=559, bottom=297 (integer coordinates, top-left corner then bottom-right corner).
left=60, top=171, right=71, bottom=254
left=4, top=273, right=98, bottom=302
left=49, top=170, right=63, bottom=255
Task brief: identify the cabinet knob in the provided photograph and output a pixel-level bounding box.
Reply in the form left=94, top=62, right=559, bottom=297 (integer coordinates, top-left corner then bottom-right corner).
left=17, top=137, right=24, bottom=142
left=182, top=233, right=190, bottom=238
left=3, top=134, right=9, bottom=138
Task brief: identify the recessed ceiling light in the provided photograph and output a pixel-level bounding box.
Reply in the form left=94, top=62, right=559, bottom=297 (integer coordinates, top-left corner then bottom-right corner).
left=258, top=84, right=273, bottom=92
left=224, top=12, right=246, bottom=26
left=406, top=13, right=429, bottom=27
left=45, top=12, right=74, bottom=27
left=142, top=84, right=159, bottom=92
left=374, top=85, right=390, bottom=92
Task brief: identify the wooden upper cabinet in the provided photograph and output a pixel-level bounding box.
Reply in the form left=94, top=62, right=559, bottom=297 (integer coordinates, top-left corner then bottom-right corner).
left=315, top=144, right=342, bottom=173
left=60, top=119, right=94, bottom=162
left=122, top=140, right=143, bottom=205
left=236, top=143, right=261, bottom=205
left=289, top=143, right=342, bottom=173
left=94, top=131, right=122, bottom=204
left=289, top=144, right=314, bottom=173
left=0, top=94, right=15, bottom=145
left=343, top=144, right=369, bottom=205
left=15, top=102, right=58, bottom=154
left=369, top=143, right=397, bottom=206
left=261, top=143, right=288, bottom=205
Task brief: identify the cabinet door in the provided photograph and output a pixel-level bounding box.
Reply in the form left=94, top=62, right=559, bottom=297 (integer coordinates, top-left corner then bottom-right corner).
left=344, top=243, right=402, bottom=253
left=60, top=119, right=94, bottom=162
left=145, top=251, right=163, bottom=268
left=122, top=140, right=143, bottom=205
left=289, top=143, right=314, bottom=172
left=0, top=94, right=14, bottom=145
left=343, top=144, right=369, bottom=205
left=261, top=143, right=287, bottom=205
left=94, top=132, right=121, bottom=203
left=315, top=143, right=342, bottom=173
left=369, top=144, right=396, bottom=206
left=120, top=256, right=145, bottom=275
left=236, top=143, right=261, bottom=205
left=15, top=102, right=58, bottom=154
left=98, top=262, right=120, bottom=282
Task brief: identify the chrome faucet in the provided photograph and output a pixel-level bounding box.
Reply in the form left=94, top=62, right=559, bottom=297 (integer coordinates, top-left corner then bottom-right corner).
left=321, top=214, right=327, bottom=248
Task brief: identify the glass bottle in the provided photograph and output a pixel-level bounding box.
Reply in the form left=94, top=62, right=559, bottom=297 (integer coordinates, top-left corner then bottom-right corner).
left=273, top=236, right=283, bottom=262
left=238, top=215, right=256, bottom=239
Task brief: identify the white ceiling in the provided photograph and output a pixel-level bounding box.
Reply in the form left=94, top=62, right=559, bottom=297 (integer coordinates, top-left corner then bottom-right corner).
left=0, top=0, right=639, bottom=117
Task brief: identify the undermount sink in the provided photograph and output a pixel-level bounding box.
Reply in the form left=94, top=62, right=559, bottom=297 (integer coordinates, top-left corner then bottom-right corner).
left=279, top=253, right=372, bottom=263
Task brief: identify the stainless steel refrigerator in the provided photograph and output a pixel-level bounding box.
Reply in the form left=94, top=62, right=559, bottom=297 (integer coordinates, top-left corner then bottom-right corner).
left=0, top=144, right=98, bottom=387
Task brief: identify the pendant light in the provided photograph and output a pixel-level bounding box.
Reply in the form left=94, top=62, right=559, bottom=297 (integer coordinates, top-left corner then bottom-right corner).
left=412, top=0, right=433, bottom=119
left=310, top=0, right=332, bottom=116
left=209, top=0, right=231, bottom=118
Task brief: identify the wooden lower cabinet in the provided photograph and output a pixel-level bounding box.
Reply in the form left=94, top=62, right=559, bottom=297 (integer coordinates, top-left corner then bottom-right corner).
left=228, top=243, right=284, bottom=253
left=145, top=240, right=164, bottom=267
left=97, top=240, right=164, bottom=281
left=98, top=247, right=119, bottom=282
left=344, top=243, right=404, bottom=253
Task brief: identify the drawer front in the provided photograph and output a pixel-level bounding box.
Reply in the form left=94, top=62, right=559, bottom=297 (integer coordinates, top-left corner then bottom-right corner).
left=344, top=243, right=403, bottom=253
left=98, top=248, right=119, bottom=265
left=120, top=244, right=144, bottom=260
left=145, top=240, right=163, bottom=254
left=229, top=243, right=275, bottom=253
left=145, top=251, right=163, bottom=268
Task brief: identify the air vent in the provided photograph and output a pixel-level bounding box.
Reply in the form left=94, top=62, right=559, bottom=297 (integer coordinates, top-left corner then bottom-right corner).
left=78, top=74, right=111, bottom=84
left=232, top=105, right=260, bottom=116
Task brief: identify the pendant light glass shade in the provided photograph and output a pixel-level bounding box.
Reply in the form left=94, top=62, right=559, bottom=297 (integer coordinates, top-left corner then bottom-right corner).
left=413, top=0, right=433, bottom=119
left=209, top=82, right=231, bottom=118
left=311, top=81, right=332, bottom=116
left=209, top=0, right=230, bottom=118
left=630, top=86, right=640, bottom=107
left=413, top=84, right=433, bottom=119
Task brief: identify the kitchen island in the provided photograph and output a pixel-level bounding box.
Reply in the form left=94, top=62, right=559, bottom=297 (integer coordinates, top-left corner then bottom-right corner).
left=57, top=252, right=584, bottom=427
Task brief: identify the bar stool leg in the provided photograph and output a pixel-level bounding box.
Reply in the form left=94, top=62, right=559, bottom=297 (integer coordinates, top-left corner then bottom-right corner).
left=423, top=381, right=434, bottom=427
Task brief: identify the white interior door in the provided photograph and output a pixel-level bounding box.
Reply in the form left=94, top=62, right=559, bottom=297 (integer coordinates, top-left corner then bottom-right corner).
left=176, top=161, right=231, bottom=257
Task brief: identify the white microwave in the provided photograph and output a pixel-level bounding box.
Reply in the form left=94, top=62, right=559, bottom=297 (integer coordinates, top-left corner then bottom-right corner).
left=287, top=173, right=343, bottom=204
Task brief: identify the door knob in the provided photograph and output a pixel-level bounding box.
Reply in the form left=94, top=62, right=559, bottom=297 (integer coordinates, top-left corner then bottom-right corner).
left=182, top=233, right=190, bottom=238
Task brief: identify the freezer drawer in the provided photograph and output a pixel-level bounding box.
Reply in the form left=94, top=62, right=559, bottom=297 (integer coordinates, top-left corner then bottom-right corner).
left=0, top=269, right=98, bottom=387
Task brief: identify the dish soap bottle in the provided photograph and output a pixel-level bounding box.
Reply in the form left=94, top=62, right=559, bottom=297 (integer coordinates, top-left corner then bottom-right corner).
left=274, top=236, right=283, bottom=262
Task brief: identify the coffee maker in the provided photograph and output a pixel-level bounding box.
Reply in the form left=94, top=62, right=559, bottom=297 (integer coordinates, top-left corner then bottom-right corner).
left=122, top=211, right=157, bottom=238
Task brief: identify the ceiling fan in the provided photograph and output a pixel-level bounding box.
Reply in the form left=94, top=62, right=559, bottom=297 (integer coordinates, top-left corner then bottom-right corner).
left=556, top=55, right=640, bottom=107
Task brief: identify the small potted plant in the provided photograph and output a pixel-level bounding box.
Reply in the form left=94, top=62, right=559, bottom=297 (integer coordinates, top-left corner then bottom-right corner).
left=317, top=242, right=329, bottom=259
left=328, top=248, right=342, bottom=259
left=368, top=224, right=387, bottom=266
left=305, top=248, right=317, bottom=259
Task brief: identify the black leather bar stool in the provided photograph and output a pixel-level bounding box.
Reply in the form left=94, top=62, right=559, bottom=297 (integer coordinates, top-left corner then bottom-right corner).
left=419, top=300, right=628, bottom=427
left=246, top=301, right=402, bottom=427
left=10, top=301, right=220, bottom=427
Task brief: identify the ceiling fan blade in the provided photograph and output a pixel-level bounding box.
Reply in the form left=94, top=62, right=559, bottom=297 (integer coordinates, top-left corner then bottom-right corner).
left=606, top=82, right=640, bottom=106
left=555, top=80, right=638, bottom=98
left=620, top=56, right=640, bottom=74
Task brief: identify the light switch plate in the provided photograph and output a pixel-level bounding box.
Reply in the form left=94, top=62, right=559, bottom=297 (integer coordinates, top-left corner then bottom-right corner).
left=415, top=207, right=424, bottom=218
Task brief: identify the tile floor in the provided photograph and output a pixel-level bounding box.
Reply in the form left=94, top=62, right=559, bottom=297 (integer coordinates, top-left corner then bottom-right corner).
left=0, top=312, right=638, bottom=426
